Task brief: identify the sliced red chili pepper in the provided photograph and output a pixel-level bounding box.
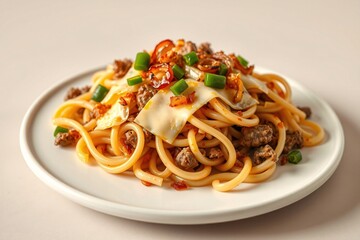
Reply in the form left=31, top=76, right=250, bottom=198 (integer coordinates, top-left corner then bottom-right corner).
left=145, top=63, right=174, bottom=89
left=151, top=39, right=175, bottom=64
left=169, top=91, right=196, bottom=107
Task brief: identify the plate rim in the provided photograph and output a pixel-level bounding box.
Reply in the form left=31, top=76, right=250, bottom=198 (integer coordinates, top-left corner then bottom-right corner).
left=19, top=66, right=345, bottom=224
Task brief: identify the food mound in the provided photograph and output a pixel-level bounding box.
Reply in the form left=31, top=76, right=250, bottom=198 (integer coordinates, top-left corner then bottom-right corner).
left=52, top=39, right=324, bottom=192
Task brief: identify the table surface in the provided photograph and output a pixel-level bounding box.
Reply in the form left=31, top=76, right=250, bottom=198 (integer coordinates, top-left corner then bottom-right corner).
left=1, top=0, right=359, bottom=239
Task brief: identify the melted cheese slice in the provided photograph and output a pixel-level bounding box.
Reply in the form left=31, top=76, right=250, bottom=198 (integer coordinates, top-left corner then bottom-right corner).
left=241, top=74, right=269, bottom=93
left=95, top=67, right=137, bottom=130
left=134, top=79, right=258, bottom=143
left=101, top=67, right=141, bottom=105
left=96, top=102, right=129, bottom=130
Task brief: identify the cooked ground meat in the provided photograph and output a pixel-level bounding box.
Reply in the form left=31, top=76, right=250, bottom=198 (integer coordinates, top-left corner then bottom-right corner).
left=258, top=93, right=274, bottom=102
left=283, top=130, right=303, bottom=153
left=113, top=59, right=133, bottom=79
left=261, top=121, right=278, bottom=149
left=235, top=147, right=249, bottom=160
left=124, top=130, right=137, bottom=149
left=178, top=41, right=197, bottom=55
left=252, top=144, right=276, bottom=165
left=175, top=147, right=199, bottom=170
left=234, top=159, right=244, bottom=170
left=64, top=85, right=91, bottom=101
left=127, top=114, right=136, bottom=122
left=54, top=130, right=80, bottom=146
left=212, top=51, right=234, bottom=69
left=198, top=42, right=213, bottom=55
left=239, top=125, right=273, bottom=147
left=298, top=106, right=312, bottom=119
left=143, top=128, right=153, bottom=143
left=136, top=84, right=157, bottom=110
left=206, top=147, right=224, bottom=159
left=279, top=154, right=289, bottom=165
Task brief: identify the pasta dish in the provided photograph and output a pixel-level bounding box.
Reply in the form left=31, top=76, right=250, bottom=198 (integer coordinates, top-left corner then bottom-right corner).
left=52, top=39, right=324, bottom=192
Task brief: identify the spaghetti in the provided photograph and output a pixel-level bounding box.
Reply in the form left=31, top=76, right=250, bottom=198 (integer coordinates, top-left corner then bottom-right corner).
left=52, top=39, right=324, bottom=192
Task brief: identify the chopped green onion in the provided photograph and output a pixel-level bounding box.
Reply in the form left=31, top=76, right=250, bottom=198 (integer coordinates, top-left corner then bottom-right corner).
left=170, top=79, right=188, bottom=96
left=91, top=84, right=109, bottom=102
left=237, top=55, right=249, bottom=67
left=53, top=126, right=68, bottom=137
left=204, top=73, right=226, bottom=89
left=183, top=51, right=199, bottom=66
left=127, top=75, right=143, bottom=86
left=172, top=64, right=185, bottom=80
left=287, top=150, right=302, bottom=164
left=134, top=52, right=150, bottom=71
left=218, top=63, right=228, bottom=76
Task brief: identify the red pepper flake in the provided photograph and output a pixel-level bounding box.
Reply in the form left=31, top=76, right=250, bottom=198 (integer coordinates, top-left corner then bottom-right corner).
left=171, top=181, right=188, bottom=191
left=119, top=97, right=127, bottom=106
left=97, top=144, right=107, bottom=153
left=169, top=91, right=196, bottom=107
left=236, top=111, right=243, bottom=117
left=119, top=138, right=133, bottom=155
left=266, top=82, right=275, bottom=89
left=141, top=180, right=152, bottom=187
left=277, top=122, right=284, bottom=128
left=141, top=151, right=152, bottom=163
left=90, top=103, right=111, bottom=119
left=69, top=129, right=80, bottom=139
left=278, top=90, right=285, bottom=98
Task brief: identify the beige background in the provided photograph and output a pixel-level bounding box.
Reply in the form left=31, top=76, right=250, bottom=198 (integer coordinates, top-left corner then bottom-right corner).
left=1, top=0, right=359, bottom=239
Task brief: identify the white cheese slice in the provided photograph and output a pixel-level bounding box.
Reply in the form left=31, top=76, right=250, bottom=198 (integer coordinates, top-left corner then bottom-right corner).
left=134, top=79, right=258, bottom=143
left=241, top=74, right=269, bottom=93
left=101, top=67, right=141, bottom=105
left=96, top=102, right=129, bottom=130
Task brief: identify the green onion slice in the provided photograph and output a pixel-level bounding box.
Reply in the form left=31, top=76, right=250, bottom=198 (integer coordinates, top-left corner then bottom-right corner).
left=127, top=75, right=143, bottom=86
left=91, top=84, right=109, bottom=102
left=53, top=126, right=68, bottom=137
left=237, top=55, right=249, bottom=67
left=183, top=51, right=199, bottom=66
left=204, top=73, right=226, bottom=89
left=170, top=79, right=188, bottom=96
left=287, top=150, right=302, bottom=164
left=172, top=64, right=185, bottom=80
left=218, top=63, right=228, bottom=76
left=134, top=52, right=150, bottom=71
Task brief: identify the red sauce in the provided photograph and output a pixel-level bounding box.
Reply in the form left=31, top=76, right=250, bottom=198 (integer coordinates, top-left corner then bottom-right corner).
left=278, top=91, right=285, bottom=98
left=171, top=181, right=188, bottom=191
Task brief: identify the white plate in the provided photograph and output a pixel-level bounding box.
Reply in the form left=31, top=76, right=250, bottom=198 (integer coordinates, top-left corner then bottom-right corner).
left=20, top=67, right=344, bottom=225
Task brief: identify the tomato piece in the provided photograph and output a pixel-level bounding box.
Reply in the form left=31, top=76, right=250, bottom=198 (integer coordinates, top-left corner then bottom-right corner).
left=145, top=63, right=174, bottom=89
left=151, top=39, right=175, bottom=64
